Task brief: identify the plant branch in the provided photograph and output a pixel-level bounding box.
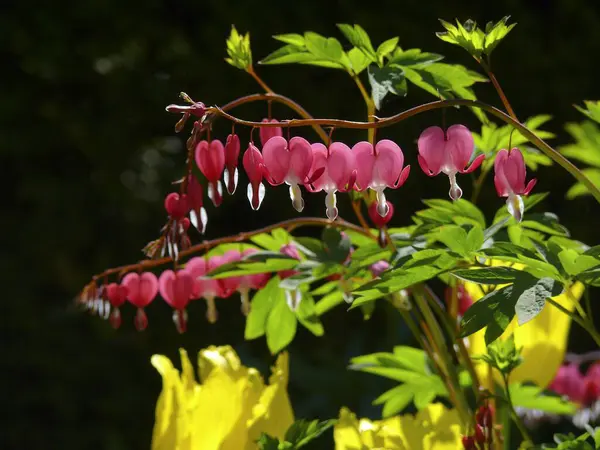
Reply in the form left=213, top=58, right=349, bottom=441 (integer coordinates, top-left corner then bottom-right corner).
left=207, top=97, right=600, bottom=204
left=87, top=216, right=375, bottom=283
left=502, top=373, right=533, bottom=445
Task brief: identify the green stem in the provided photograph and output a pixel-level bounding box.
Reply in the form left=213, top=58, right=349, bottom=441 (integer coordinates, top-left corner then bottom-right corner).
left=502, top=373, right=532, bottom=445
left=412, top=287, right=472, bottom=425
left=480, top=60, right=518, bottom=121
left=210, top=97, right=600, bottom=204
left=351, top=73, right=376, bottom=143
left=547, top=297, right=600, bottom=347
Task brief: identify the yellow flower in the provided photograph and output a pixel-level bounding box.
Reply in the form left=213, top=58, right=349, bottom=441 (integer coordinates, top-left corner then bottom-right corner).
left=151, top=346, right=294, bottom=450
left=334, top=403, right=463, bottom=450
left=464, top=260, right=584, bottom=389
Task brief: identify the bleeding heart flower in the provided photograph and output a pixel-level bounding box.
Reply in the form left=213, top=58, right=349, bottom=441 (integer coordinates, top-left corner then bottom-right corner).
left=186, top=175, right=207, bottom=234
left=195, top=139, right=225, bottom=207
left=164, top=192, right=189, bottom=220
left=158, top=269, right=194, bottom=333
left=306, top=142, right=356, bottom=220
left=550, top=364, right=586, bottom=403
left=105, top=282, right=128, bottom=329
left=369, top=260, right=390, bottom=278
left=353, top=139, right=410, bottom=217
left=242, top=142, right=266, bottom=210
left=368, top=201, right=394, bottom=228
left=262, top=136, right=313, bottom=212
left=224, top=133, right=241, bottom=195
left=417, top=125, right=485, bottom=201
left=494, top=148, right=537, bottom=223
left=185, top=256, right=224, bottom=323
left=278, top=244, right=301, bottom=280
left=121, top=272, right=158, bottom=331
left=259, top=118, right=283, bottom=146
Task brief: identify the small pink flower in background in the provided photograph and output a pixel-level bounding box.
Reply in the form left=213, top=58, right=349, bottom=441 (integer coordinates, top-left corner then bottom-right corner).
left=444, top=284, right=473, bottom=317
left=353, top=139, right=410, bottom=217
left=242, top=142, right=266, bottom=210
left=186, top=175, right=207, bottom=234
left=369, top=260, right=390, bottom=278
left=121, top=272, right=158, bottom=331
left=306, top=142, right=355, bottom=220
left=549, top=363, right=586, bottom=403
left=223, top=133, right=241, bottom=195
left=494, top=148, right=537, bottom=223
left=105, top=283, right=128, bottom=329
left=368, top=201, right=394, bottom=228
left=158, top=269, right=194, bottom=333
left=259, top=118, right=283, bottom=146
left=195, top=139, right=225, bottom=207
left=262, top=136, right=314, bottom=212
left=279, top=244, right=301, bottom=280
left=417, top=125, right=484, bottom=201
left=185, top=256, right=224, bottom=323
left=164, top=192, right=189, bottom=220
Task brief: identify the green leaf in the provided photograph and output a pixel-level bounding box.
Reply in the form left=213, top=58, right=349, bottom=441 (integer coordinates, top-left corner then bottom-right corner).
left=437, top=224, right=484, bottom=255
left=303, top=31, right=348, bottom=67
left=561, top=121, right=600, bottom=167
left=315, top=290, right=344, bottom=315
left=336, top=23, right=377, bottom=60
left=347, top=47, right=371, bottom=74
left=566, top=168, right=600, bottom=200
left=285, top=419, right=336, bottom=449
left=256, top=433, right=280, bottom=450
left=321, top=228, right=352, bottom=264
left=474, top=334, right=522, bottom=375
left=245, top=277, right=282, bottom=340
left=266, top=293, right=297, bottom=354
left=558, top=249, right=600, bottom=276
left=376, top=37, right=399, bottom=63
left=225, top=26, right=252, bottom=69
left=259, top=44, right=344, bottom=68
left=296, top=295, right=324, bottom=336
left=452, top=266, right=523, bottom=284
left=436, top=17, right=516, bottom=58
left=575, top=100, right=600, bottom=125
left=273, top=33, right=306, bottom=47
left=374, top=384, right=414, bottom=417
left=368, top=65, right=407, bottom=110
left=388, top=48, right=443, bottom=67
left=483, top=16, right=517, bottom=55
left=510, top=383, right=577, bottom=415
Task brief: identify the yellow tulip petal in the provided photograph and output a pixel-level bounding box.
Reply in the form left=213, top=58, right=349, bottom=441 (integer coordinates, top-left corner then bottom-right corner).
left=198, top=345, right=245, bottom=382
left=464, top=260, right=584, bottom=389
left=247, top=352, right=294, bottom=448
left=334, top=407, right=365, bottom=450
left=179, top=348, right=198, bottom=394
left=150, top=355, right=184, bottom=450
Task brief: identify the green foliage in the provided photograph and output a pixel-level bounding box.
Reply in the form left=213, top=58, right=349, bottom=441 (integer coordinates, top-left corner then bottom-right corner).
left=575, top=100, right=600, bottom=125
left=257, top=419, right=336, bottom=450
left=559, top=115, right=600, bottom=199
left=349, top=347, right=464, bottom=416
left=535, top=428, right=600, bottom=449
left=436, top=16, right=516, bottom=60
left=452, top=266, right=524, bottom=284
left=368, top=65, right=407, bottom=110
left=459, top=270, right=563, bottom=344
left=509, top=384, right=578, bottom=416
left=225, top=26, right=252, bottom=69
left=336, top=23, right=377, bottom=62
left=473, top=334, right=523, bottom=375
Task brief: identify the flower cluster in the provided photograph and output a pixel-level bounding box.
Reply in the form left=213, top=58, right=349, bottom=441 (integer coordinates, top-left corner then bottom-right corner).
left=549, top=363, right=600, bottom=407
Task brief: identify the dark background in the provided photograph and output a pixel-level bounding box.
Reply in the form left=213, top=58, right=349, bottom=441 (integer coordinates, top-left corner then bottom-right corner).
left=3, top=0, right=600, bottom=448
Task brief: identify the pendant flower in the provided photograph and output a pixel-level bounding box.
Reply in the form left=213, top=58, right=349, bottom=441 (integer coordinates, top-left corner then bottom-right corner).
left=195, top=139, right=225, bottom=207
left=186, top=175, right=208, bottom=234
left=262, top=136, right=314, bottom=212
left=224, top=133, right=241, bottom=195
left=494, top=148, right=537, bottom=222
left=151, top=346, right=293, bottom=450
left=158, top=269, right=194, bottom=333
left=306, top=141, right=356, bottom=220
left=417, top=125, right=484, bottom=201
left=185, top=256, right=224, bottom=323
left=242, top=142, right=266, bottom=211
left=259, top=118, right=283, bottom=146
left=121, top=271, right=158, bottom=331
left=353, top=139, right=410, bottom=217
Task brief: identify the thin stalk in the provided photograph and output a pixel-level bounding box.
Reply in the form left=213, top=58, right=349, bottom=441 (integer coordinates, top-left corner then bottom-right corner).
left=480, top=60, right=518, bottom=121
left=246, top=66, right=274, bottom=93
left=547, top=297, right=600, bottom=347
left=502, top=373, right=532, bottom=445
left=209, top=97, right=600, bottom=204
left=351, top=74, right=376, bottom=143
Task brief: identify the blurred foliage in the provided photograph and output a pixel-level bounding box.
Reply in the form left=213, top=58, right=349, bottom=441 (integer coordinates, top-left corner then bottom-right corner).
left=3, top=0, right=600, bottom=449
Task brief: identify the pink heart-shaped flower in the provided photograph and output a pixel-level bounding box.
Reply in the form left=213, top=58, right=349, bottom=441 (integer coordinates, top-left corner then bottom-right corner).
left=122, top=272, right=158, bottom=308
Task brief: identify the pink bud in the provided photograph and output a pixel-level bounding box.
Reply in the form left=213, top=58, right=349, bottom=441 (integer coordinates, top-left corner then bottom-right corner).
left=368, top=201, right=394, bottom=228
left=195, top=139, right=225, bottom=207
left=353, top=140, right=410, bottom=216
left=105, top=283, right=128, bottom=308
left=158, top=269, right=194, bottom=310
left=417, top=125, right=484, bottom=201
left=369, top=260, right=390, bottom=278
left=279, top=244, right=301, bottom=279
left=242, top=143, right=266, bottom=210
left=259, top=118, right=283, bottom=147
left=494, top=148, right=536, bottom=223
left=164, top=192, right=190, bottom=219
left=307, top=142, right=356, bottom=220
left=186, top=176, right=207, bottom=234
left=224, top=133, right=241, bottom=195
left=121, top=272, right=158, bottom=308
left=262, top=136, right=313, bottom=212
